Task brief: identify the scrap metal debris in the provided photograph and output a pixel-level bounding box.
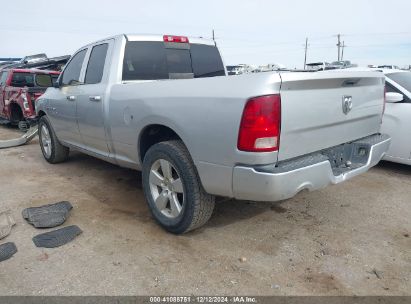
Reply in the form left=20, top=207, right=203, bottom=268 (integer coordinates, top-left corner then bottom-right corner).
left=0, top=53, right=70, bottom=71
left=0, top=242, right=17, bottom=262
left=0, top=125, right=38, bottom=149
left=367, top=268, right=384, bottom=279
left=0, top=210, right=16, bottom=240
left=32, top=225, right=82, bottom=248
left=22, top=201, right=73, bottom=228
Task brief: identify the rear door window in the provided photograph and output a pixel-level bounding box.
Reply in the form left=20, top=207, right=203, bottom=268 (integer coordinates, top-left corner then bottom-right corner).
left=85, top=43, right=109, bottom=84
left=123, top=42, right=168, bottom=80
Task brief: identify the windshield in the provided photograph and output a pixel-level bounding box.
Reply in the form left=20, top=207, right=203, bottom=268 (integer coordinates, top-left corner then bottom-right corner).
left=386, top=72, right=411, bottom=92
left=11, top=72, right=55, bottom=88
left=123, top=41, right=226, bottom=80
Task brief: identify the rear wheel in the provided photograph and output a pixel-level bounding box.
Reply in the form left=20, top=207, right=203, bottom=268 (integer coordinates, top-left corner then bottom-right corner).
left=39, top=116, right=69, bottom=163
left=142, top=140, right=215, bottom=234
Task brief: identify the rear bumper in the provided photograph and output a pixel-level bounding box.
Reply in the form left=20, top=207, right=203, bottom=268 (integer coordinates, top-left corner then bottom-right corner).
left=232, top=134, right=391, bottom=201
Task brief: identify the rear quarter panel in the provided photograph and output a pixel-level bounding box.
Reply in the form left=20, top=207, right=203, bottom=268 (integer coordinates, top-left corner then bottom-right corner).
left=108, top=72, right=282, bottom=169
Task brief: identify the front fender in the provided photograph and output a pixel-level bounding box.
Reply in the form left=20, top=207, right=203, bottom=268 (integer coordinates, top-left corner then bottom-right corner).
left=35, top=98, right=49, bottom=116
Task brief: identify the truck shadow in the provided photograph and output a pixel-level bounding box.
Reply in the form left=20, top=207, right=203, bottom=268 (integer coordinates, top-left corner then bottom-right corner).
left=63, top=152, right=409, bottom=234
left=63, top=151, right=275, bottom=231
left=375, top=160, right=411, bottom=176
left=205, top=199, right=274, bottom=229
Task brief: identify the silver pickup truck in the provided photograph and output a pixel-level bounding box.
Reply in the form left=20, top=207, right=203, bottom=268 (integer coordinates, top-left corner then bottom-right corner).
left=36, top=34, right=390, bottom=234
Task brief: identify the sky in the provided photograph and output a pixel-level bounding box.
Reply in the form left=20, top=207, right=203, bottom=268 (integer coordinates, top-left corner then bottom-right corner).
left=1, top=0, right=410, bottom=69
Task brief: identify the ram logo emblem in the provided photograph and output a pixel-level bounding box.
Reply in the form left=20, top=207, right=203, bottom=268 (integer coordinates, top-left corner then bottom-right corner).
left=342, top=95, right=353, bottom=114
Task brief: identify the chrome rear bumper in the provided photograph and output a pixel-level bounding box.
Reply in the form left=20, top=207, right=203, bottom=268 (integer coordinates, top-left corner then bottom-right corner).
left=232, top=134, right=391, bottom=201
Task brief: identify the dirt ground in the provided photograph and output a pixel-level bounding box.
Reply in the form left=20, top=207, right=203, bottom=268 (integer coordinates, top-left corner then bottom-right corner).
left=0, top=125, right=410, bottom=296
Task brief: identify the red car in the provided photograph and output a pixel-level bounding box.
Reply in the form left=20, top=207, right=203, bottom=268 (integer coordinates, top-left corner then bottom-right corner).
left=0, top=68, right=60, bottom=126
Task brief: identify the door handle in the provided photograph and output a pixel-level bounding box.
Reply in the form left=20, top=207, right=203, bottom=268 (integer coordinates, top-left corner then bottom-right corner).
left=67, top=95, right=76, bottom=101
left=89, top=96, right=101, bottom=102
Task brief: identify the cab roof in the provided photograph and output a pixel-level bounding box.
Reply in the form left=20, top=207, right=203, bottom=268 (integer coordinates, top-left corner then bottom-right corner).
left=84, top=33, right=216, bottom=48
left=125, top=34, right=216, bottom=46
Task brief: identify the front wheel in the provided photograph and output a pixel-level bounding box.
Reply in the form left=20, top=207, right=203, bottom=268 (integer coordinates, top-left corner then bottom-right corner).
left=142, top=140, right=215, bottom=234
left=39, top=116, right=69, bottom=164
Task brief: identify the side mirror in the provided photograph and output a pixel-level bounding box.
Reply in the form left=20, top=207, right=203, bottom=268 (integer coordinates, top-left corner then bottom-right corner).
left=386, top=92, right=404, bottom=103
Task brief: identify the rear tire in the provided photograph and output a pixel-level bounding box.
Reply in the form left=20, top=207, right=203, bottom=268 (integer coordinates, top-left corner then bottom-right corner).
left=39, top=116, right=69, bottom=164
left=142, top=140, right=215, bottom=234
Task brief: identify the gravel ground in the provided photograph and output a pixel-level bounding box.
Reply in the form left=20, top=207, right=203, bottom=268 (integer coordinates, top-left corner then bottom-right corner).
left=0, top=125, right=410, bottom=296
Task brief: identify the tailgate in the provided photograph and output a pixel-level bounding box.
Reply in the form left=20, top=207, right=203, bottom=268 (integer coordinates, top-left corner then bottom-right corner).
left=278, top=71, right=385, bottom=161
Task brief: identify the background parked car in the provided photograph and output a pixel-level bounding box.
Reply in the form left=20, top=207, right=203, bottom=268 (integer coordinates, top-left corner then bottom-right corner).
left=332, top=67, right=411, bottom=165
left=305, top=62, right=331, bottom=71
left=381, top=69, right=411, bottom=165
left=226, top=64, right=254, bottom=75
left=328, top=60, right=357, bottom=69
left=378, top=65, right=400, bottom=70
left=0, top=68, right=60, bottom=127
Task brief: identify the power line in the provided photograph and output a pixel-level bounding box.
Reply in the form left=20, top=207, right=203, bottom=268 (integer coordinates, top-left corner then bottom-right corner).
left=218, top=30, right=411, bottom=50
left=304, top=37, right=309, bottom=70
left=220, top=41, right=411, bottom=56
left=345, top=42, right=411, bottom=48
left=345, top=31, right=411, bottom=37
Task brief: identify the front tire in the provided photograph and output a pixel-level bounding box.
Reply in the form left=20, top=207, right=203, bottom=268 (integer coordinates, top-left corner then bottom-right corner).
left=39, top=116, right=69, bottom=164
left=142, top=140, right=215, bottom=234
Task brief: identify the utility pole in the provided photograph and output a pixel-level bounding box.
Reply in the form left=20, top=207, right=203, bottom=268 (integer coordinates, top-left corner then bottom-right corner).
left=341, top=41, right=345, bottom=60
left=212, top=29, right=215, bottom=41
left=336, top=34, right=342, bottom=61
left=303, top=37, right=308, bottom=70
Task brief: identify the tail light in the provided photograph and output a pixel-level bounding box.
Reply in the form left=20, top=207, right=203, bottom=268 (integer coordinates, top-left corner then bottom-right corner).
left=237, top=94, right=281, bottom=152
left=163, top=35, right=189, bottom=43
